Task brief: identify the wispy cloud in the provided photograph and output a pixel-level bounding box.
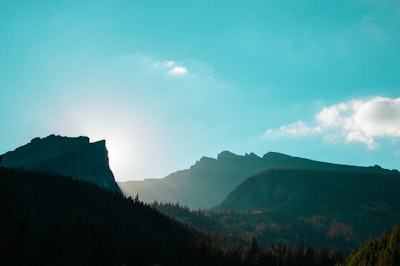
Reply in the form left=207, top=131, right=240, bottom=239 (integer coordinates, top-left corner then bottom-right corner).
left=263, top=96, right=400, bottom=149
left=152, top=59, right=188, bottom=76
left=168, top=66, right=188, bottom=75
left=112, top=51, right=231, bottom=96
left=265, top=121, right=321, bottom=137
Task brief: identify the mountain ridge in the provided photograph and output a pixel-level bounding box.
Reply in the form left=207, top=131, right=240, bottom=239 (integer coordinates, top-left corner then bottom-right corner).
left=216, top=167, right=400, bottom=211
left=119, top=150, right=392, bottom=209
left=211, top=167, right=400, bottom=250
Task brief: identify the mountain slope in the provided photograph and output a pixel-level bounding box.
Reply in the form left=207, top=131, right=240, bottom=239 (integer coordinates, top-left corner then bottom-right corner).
left=0, top=134, right=120, bottom=193
left=0, top=166, right=200, bottom=265
left=214, top=168, right=400, bottom=250
left=119, top=151, right=390, bottom=209
left=0, top=166, right=345, bottom=266
left=216, top=168, right=400, bottom=212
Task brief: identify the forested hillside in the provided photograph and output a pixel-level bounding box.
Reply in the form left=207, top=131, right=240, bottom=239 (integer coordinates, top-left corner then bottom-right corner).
left=0, top=167, right=346, bottom=265
left=215, top=168, right=400, bottom=251
left=148, top=167, right=400, bottom=253
left=344, top=225, right=400, bottom=265
left=0, top=167, right=197, bottom=265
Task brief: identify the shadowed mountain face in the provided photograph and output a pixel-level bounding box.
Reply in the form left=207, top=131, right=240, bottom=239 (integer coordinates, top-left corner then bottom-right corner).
left=216, top=168, right=400, bottom=212
left=213, top=168, right=400, bottom=250
left=0, top=135, right=121, bottom=193
left=119, top=151, right=389, bottom=209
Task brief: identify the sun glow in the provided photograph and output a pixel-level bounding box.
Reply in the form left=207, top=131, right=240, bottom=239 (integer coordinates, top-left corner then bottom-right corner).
left=52, top=99, right=166, bottom=181
left=103, top=131, right=138, bottom=180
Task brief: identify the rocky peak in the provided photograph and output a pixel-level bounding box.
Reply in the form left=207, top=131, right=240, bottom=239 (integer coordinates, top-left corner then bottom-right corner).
left=0, top=135, right=121, bottom=193
left=217, top=151, right=239, bottom=160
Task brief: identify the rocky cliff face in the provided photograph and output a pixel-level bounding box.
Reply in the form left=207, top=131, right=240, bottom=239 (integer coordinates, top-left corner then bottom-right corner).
left=0, top=134, right=121, bottom=193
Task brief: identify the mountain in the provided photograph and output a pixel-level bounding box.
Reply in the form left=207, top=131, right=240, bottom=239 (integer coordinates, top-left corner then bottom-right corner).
left=119, top=151, right=391, bottom=209
left=214, top=168, right=400, bottom=250
left=216, top=167, right=400, bottom=211
left=0, top=134, right=120, bottom=193
left=0, top=166, right=345, bottom=266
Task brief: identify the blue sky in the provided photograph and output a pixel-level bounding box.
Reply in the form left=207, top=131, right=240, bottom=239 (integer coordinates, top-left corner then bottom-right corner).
left=1, top=0, right=400, bottom=181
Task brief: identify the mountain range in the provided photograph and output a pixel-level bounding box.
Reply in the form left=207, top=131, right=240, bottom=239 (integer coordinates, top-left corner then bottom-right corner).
left=118, top=148, right=400, bottom=251
left=119, top=150, right=394, bottom=209
left=0, top=135, right=350, bottom=265
left=2, top=134, right=400, bottom=254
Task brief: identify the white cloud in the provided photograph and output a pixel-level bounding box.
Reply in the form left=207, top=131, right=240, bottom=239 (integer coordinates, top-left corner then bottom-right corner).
left=265, top=121, right=321, bottom=137
left=264, top=96, right=400, bottom=149
left=151, top=59, right=188, bottom=76
left=168, top=66, right=188, bottom=75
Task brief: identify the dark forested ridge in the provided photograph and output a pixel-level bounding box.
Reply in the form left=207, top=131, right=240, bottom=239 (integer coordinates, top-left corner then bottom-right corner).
left=119, top=151, right=390, bottom=209
left=214, top=168, right=400, bottom=251
left=0, top=135, right=121, bottom=193
left=0, top=167, right=197, bottom=265
left=217, top=167, right=400, bottom=212
left=0, top=166, right=347, bottom=266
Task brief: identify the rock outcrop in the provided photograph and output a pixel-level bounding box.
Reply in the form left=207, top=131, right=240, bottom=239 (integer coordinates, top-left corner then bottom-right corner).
left=0, top=134, right=121, bottom=193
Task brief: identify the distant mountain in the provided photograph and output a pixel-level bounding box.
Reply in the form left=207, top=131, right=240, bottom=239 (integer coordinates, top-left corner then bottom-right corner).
left=214, top=168, right=400, bottom=250
left=0, top=134, right=120, bottom=193
left=119, top=151, right=391, bottom=209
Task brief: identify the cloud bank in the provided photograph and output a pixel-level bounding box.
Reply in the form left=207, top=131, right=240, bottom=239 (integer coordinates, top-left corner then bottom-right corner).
left=264, top=96, right=400, bottom=149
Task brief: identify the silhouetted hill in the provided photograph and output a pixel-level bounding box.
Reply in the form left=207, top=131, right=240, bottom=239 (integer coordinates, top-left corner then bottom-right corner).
left=214, top=168, right=400, bottom=250
left=0, top=134, right=120, bottom=193
left=0, top=167, right=198, bottom=265
left=216, top=168, right=400, bottom=211
left=119, top=151, right=390, bottom=209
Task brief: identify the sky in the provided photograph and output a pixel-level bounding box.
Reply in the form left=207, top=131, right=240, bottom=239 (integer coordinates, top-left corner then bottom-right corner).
left=1, top=0, right=400, bottom=181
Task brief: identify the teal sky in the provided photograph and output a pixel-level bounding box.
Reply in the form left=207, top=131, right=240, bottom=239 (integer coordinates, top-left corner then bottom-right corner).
left=1, top=0, right=400, bottom=181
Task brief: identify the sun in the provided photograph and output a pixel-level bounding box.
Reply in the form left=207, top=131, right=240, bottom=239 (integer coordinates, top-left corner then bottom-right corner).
left=105, top=134, right=135, bottom=180
left=57, top=99, right=167, bottom=181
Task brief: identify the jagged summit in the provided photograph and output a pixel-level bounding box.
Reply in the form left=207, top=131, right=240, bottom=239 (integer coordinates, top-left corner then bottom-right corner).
left=218, top=151, right=263, bottom=160
left=0, top=134, right=121, bottom=193
left=217, top=150, right=239, bottom=159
